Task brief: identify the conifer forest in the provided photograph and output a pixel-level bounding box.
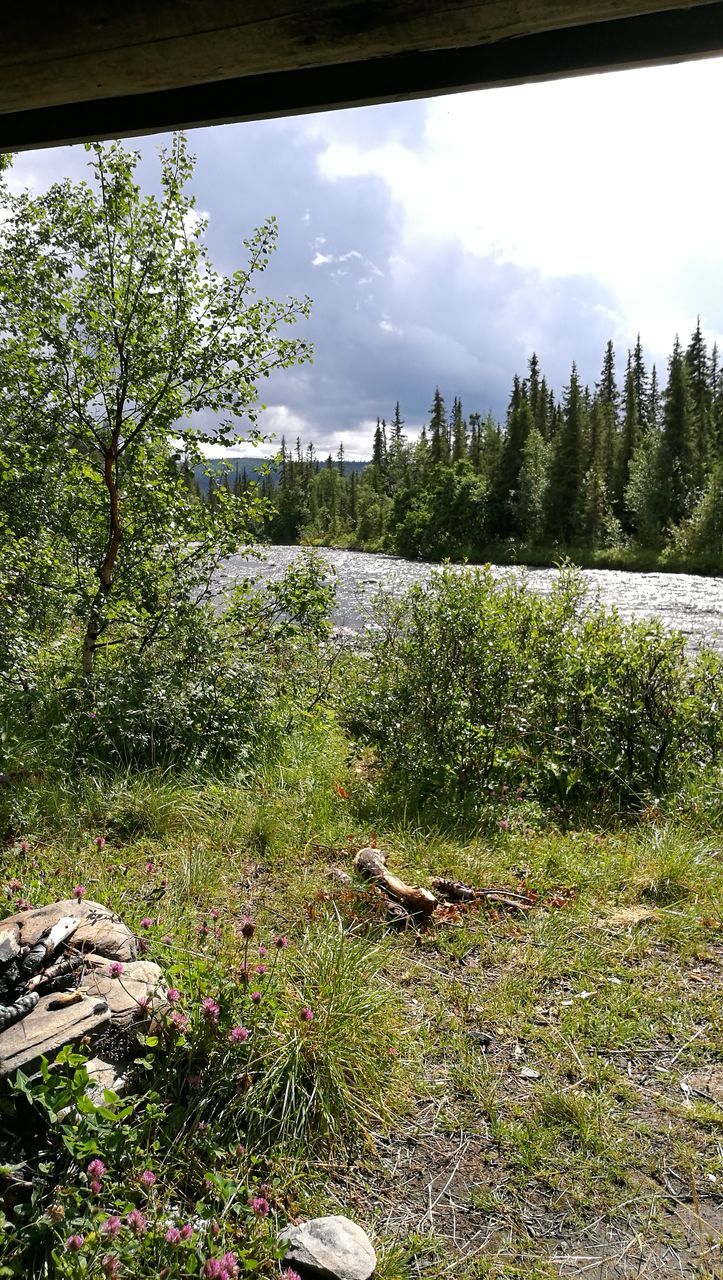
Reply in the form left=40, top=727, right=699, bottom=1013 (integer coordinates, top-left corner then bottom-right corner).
left=219, top=326, right=723, bottom=567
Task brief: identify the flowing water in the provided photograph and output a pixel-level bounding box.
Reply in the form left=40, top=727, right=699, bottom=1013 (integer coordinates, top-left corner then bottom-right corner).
left=219, top=546, right=723, bottom=652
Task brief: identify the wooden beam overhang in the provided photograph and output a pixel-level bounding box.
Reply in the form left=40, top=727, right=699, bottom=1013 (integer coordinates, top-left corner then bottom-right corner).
left=2, top=2, right=723, bottom=152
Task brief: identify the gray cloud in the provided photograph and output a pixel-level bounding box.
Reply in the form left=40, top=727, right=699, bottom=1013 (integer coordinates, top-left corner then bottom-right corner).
left=10, top=105, right=628, bottom=457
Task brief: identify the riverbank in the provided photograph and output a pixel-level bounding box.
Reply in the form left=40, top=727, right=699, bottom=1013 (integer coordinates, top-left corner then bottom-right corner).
left=2, top=724, right=722, bottom=1279
left=298, top=536, right=723, bottom=578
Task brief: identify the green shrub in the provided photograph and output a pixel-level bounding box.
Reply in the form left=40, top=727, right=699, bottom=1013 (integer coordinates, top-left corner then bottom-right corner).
left=0, top=552, right=336, bottom=775
left=344, top=565, right=722, bottom=819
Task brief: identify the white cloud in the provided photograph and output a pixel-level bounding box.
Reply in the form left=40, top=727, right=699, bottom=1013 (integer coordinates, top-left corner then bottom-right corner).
left=313, top=57, right=723, bottom=363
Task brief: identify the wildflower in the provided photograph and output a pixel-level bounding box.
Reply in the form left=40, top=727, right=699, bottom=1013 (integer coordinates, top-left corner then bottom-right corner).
left=237, top=964, right=250, bottom=985
left=48, top=1203, right=65, bottom=1223
left=101, top=1216, right=122, bottom=1236
left=203, top=1262, right=222, bottom=1279
left=145, top=860, right=155, bottom=874
left=7, top=876, right=22, bottom=891
left=202, top=997, right=220, bottom=1024
left=250, top=990, right=262, bottom=1004
left=275, top=934, right=289, bottom=949
left=210, top=908, right=220, bottom=920
left=179, top=1223, right=194, bottom=1240
left=101, top=1258, right=120, bottom=1278
left=228, top=1025, right=249, bottom=1043
left=165, top=1226, right=181, bottom=1244
left=87, top=1158, right=106, bottom=1180
left=166, top=987, right=181, bottom=1003
left=65, top=1234, right=84, bottom=1252
left=221, top=1254, right=240, bottom=1278
left=248, top=1195, right=269, bottom=1216
left=139, top=916, right=153, bottom=929
left=134, top=995, right=151, bottom=1017
left=139, top=1169, right=156, bottom=1188
left=137, top=936, right=149, bottom=955
left=18, top=841, right=29, bottom=855
left=170, top=1011, right=189, bottom=1033
left=240, top=917, right=255, bottom=938
left=197, top=921, right=210, bottom=937
left=498, top=819, right=510, bottom=832
left=108, top=961, right=124, bottom=979
left=258, top=944, right=268, bottom=957
left=15, top=898, right=31, bottom=911
left=90, top=1179, right=103, bottom=1195
left=161, top=934, right=173, bottom=944
left=300, top=1007, right=314, bottom=1022
left=235, top=1143, right=246, bottom=1157
left=94, top=835, right=107, bottom=849
left=72, top=885, right=87, bottom=900
left=282, top=1271, right=302, bottom=1280
left=127, top=1208, right=147, bottom=1235
left=255, top=964, right=267, bottom=975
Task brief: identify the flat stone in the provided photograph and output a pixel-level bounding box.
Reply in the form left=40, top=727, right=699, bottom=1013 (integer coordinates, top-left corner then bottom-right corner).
left=279, top=1215, right=376, bottom=1280
left=82, top=957, right=167, bottom=1027
left=84, top=1055, right=128, bottom=1102
left=0, top=991, right=110, bottom=1076
left=2, top=900, right=137, bottom=962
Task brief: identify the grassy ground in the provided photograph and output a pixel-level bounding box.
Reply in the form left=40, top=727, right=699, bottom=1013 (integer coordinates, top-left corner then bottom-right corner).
left=2, top=722, right=722, bottom=1278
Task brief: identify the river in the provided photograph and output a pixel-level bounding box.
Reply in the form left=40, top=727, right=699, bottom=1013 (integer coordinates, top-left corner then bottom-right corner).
left=219, top=546, right=723, bottom=652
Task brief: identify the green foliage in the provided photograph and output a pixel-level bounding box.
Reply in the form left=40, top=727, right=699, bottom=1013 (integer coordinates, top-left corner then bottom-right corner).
left=343, top=566, right=722, bottom=820
left=263, top=323, right=723, bottom=569
left=0, top=134, right=311, bottom=692
left=0, top=552, right=336, bottom=774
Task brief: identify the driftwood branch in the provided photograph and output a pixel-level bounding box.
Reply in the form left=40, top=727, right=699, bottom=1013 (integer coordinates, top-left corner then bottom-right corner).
left=353, top=847, right=437, bottom=917
left=351, top=848, right=539, bottom=927
left=431, top=877, right=537, bottom=910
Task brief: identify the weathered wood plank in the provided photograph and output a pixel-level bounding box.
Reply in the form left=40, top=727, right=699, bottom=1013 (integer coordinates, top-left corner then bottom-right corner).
left=0, top=2, right=715, bottom=113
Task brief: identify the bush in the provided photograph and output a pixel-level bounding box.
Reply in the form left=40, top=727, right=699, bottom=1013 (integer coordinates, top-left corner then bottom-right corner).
left=0, top=552, right=336, bottom=775
left=343, top=566, right=722, bottom=819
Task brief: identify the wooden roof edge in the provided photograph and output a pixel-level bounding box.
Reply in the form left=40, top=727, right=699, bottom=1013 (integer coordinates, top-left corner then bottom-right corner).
left=2, top=3, right=723, bottom=153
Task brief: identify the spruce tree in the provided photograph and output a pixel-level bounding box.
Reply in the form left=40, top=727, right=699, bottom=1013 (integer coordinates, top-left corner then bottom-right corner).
left=632, top=335, right=649, bottom=431
left=428, top=388, right=449, bottom=465
left=659, top=336, right=697, bottom=527
left=451, top=397, right=468, bottom=462
left=616, top=357, right=640, bottom=525
left=686, top=318, right=713, bottom=485
left=492, top=376, right=532, bottom=536
left=544, top=363, right=586, bottom=542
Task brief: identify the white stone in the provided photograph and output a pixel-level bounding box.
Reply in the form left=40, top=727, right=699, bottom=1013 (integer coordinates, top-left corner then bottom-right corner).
left=279, top=1215, right=376, bottom=1280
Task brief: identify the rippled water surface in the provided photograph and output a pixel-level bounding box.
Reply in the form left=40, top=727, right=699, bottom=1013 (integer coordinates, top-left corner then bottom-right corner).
left=220, top=546, right=723, bottom=652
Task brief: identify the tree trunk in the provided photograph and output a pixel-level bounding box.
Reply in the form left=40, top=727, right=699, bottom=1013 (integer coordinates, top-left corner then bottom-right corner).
left=82, top=439, right=122, bottom=676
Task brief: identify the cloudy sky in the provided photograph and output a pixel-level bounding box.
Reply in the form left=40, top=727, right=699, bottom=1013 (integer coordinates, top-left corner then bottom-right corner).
left=9, top=55, right=723, bottom=457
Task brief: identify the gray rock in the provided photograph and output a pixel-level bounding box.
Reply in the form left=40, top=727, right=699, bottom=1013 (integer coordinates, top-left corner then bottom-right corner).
left=0, top=991, right=110, bottom=1076
left=84, top=1055, right=128, bottom=1103
left=279, top=1215, right=376, bottom=1280
left=82, top=957, right=167, bottom=1027
left=2, top=899, right=137, bottom=962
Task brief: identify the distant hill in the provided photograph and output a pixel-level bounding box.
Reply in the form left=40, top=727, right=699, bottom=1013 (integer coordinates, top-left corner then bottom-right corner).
left=193, top=456, right=368, bottom=495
